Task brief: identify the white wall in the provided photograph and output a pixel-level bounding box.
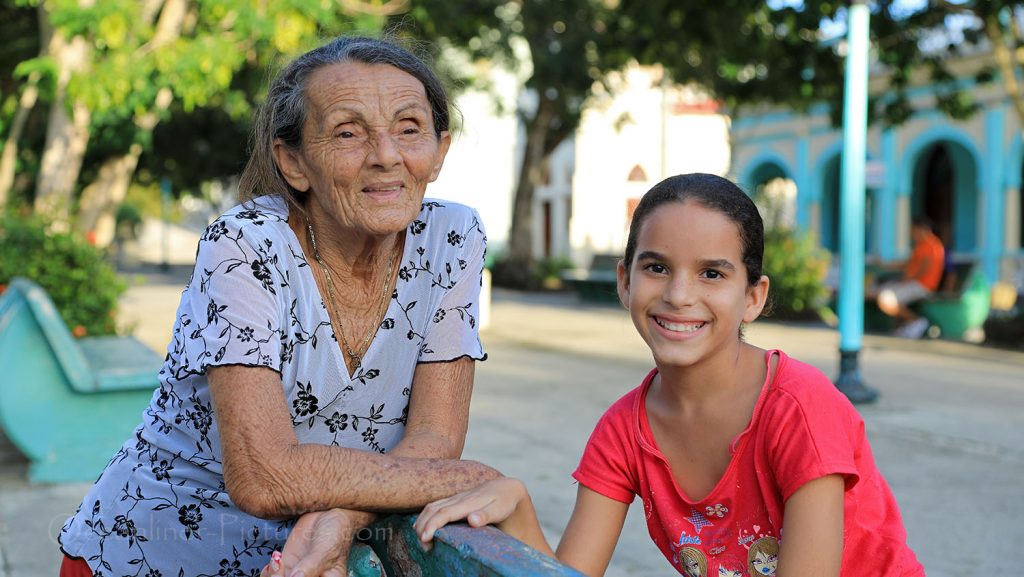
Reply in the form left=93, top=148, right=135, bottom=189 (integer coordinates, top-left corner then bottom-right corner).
left=431, top=64, right=732, bottom=266
left=569, top=65, right=731, bottom=266
left=428, top=70, right=520, bottom=253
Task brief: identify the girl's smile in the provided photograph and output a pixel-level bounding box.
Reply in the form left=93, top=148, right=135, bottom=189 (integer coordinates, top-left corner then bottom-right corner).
left=652, top=315, right=707, bottom=337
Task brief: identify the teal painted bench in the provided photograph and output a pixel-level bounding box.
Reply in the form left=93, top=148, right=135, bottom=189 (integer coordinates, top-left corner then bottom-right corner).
left=347, top=514, right=583, bottom=576
left=561, top=254, right=621, bottom=304
left=856, top=263, right=991, bottom=340
left=916, top=267, right=990, bottom=341
left=0, top=277, right=162, bottom=483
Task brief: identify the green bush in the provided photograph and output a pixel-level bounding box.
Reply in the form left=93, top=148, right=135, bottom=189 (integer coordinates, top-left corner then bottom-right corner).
left=763, top=228, right=831, bottom=320
left=532, top=255, right=574, bottom=288
left=0, top=211, right=126, bottom=336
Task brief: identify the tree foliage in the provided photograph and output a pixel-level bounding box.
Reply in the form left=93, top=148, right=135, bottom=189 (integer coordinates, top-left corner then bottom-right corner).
left=0, top=0, right=383, bottom=229
left=621, top=1, right=1021, bottom=128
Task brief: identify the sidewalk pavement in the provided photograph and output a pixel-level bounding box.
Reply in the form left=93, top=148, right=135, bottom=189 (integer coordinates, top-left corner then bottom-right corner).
left=2, top=273, right=1021, bottom=577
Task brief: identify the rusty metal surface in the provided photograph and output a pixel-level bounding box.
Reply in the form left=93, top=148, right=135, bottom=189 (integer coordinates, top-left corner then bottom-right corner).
left=349, top=542, right=385, bottom=577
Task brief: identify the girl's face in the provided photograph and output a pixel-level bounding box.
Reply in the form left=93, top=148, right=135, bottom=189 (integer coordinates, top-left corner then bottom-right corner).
left=617, top=200, right=768, bottom=370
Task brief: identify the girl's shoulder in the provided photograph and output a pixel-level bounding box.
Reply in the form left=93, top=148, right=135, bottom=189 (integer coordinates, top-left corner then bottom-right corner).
left=765, top=349, right=861, bottom=417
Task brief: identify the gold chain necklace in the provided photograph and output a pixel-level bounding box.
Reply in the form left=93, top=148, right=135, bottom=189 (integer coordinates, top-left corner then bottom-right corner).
left=306, top=219, right=397, bottom=370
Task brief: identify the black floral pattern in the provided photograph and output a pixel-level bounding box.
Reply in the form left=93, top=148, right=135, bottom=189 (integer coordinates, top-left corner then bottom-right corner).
left=59, top=197, right=486, bottom=575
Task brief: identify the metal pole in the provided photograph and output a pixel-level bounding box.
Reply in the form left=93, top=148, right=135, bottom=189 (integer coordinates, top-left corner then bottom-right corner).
left=834, top=0, right=879, bottom=403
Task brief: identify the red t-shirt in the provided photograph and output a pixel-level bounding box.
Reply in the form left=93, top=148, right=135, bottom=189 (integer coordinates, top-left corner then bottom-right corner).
left=573, top=350, right=924, bottom=577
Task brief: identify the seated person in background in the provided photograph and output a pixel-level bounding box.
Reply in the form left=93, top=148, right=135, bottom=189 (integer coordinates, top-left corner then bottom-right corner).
left=870, top=216, right=945, bottom=339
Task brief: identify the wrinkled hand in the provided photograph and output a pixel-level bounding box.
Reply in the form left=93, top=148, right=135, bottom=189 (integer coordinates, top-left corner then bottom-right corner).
left=413, top=477, right=528, bottom=548
left=262, top=509, right=355, bottom=577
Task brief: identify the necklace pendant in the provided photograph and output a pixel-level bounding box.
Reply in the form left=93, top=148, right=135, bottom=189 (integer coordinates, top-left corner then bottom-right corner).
left=348, top=352, right=361, bottom=368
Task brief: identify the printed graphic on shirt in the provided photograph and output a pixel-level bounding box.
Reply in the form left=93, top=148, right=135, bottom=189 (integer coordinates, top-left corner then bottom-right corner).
left=746, top=536, right=779, bottom=576
left=705, top=503, right=729, bottom=519
left=718, top=567, right=745, bottom=577
left=685, top=507, right=715, bottom=534
left=675, top=546, right=707, bottom=577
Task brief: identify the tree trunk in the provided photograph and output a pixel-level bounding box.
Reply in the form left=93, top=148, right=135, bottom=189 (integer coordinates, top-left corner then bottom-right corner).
left=75, top=0, right=186, bottom=243
left=77, top=88, right=173, bottom=246
left=76, top=144, right=143, bottom=246
left=33, top=16, right=92, bottom=225
left=0, top=72, right=41, bottom=208
left=496, top=94, right=558, bottom=287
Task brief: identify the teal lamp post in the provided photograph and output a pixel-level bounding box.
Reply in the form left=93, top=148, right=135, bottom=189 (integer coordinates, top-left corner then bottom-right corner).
left=834, top=0, right=879, bottom=404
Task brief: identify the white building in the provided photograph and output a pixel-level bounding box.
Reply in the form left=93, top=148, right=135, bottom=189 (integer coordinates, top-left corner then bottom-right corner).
left=430, top=63, right=733, bottom=269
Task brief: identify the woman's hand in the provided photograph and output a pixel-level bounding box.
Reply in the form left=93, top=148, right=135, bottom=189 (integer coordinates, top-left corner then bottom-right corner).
left=263, top=509, right=363, bottom=577
left=414, top=477, right=531, bottom=546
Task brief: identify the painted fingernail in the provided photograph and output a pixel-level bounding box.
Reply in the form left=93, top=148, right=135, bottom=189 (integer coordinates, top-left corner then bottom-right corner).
left=271, top=551, right=282, bottom=573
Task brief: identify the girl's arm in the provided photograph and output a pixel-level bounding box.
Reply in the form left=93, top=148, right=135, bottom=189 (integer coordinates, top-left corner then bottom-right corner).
left=776, top=474, right=845, bottom=577
left=414, top=482, right=628, bottom=577
left=555, top=485, right=629, bottom=577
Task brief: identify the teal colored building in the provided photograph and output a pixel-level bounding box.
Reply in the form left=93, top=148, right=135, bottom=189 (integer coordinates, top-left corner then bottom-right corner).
left=730, top=55, right=1024, bottom=292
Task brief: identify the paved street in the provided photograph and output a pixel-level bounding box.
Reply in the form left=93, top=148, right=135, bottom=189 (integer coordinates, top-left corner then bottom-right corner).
left=2, top=274, right=1022, bottom=576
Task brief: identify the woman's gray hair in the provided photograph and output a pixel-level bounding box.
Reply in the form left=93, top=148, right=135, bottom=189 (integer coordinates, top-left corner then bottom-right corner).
left=237, top=35, right=453, bottom=212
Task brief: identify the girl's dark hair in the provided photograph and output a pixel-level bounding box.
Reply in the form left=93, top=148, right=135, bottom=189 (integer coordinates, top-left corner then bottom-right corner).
left=237, top=35, right=453, bottom=213
left=623, top=173, right=765, bottom=287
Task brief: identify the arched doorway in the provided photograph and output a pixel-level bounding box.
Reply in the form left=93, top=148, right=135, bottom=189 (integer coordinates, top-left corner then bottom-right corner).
left=821, top=155, right=841, bottom=253
left=912, top=142, right=978, bottom=253
left=745, top=162, right=796, bottom=231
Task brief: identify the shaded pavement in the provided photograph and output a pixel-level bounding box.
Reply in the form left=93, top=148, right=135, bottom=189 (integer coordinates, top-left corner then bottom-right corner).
left=1, top=270, right=1021, bottom=576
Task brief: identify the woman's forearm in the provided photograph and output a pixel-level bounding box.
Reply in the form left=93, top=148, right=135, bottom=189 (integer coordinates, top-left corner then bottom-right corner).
left=227, top=442, right=500, bottom=519
left=212, top=361, right=488, bottom=519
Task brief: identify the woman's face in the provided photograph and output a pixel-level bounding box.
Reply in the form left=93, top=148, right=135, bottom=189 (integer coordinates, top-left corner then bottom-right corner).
left=275, top=61, right=450, bottom=237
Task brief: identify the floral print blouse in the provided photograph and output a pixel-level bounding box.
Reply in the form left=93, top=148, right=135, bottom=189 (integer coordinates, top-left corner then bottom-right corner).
left=59, top=195, right=487, bottom=576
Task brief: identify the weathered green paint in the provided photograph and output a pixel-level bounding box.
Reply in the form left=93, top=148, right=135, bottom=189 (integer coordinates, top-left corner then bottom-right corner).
left=349, top=543, right=386, bottom=577
left=0, top=278, right=161, bottom=483
left=918, top=269, right=991, bottom=340
left=364, top=515, right=584, bottom=577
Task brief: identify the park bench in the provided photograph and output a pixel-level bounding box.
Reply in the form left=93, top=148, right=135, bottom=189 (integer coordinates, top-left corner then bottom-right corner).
left=0, top=277, right=161, bottom=483
left=560, top=253, right=621, bottom=303
left=348, top=514, right=583, bottom=576
left=915, top=265, right=990, bottom=341
left=862, top=262, right=991, bottom=340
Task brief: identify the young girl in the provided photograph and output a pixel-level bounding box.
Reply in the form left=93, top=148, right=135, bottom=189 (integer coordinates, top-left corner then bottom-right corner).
left=414, top=173, right=924, bottom=577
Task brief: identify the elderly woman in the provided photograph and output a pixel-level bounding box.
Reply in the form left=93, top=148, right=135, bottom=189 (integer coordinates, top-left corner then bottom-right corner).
left=59, top=35, right=498, bottom=577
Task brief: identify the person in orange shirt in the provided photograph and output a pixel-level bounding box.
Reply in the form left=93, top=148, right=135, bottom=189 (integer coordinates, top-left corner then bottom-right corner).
left=873, top=216, right=945, bottom=339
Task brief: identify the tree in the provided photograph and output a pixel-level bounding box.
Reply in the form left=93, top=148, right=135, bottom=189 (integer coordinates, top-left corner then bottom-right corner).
left=400, top=1, right=1024, bottom=288
left=620, top=1, right=1017, bottom=129
left=397, top=0, right=635, bottom=286
left=396, top=1, right=848, bottom=286
left=0, top=0, right=384, bottom=242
